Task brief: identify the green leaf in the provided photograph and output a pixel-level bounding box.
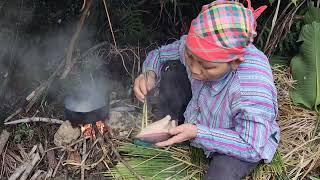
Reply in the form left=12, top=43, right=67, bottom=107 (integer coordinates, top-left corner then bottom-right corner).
left=308, top=176, right=320, bottom=180
left=104, top=143, right=205, bottom=179
left=290, top=22, right=320, bottom=112
left=304, top=5, right=320, bottom=24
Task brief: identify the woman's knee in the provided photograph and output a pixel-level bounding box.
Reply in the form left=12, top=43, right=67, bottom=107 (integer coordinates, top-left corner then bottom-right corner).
left=204, top=154, right=259, bottom=180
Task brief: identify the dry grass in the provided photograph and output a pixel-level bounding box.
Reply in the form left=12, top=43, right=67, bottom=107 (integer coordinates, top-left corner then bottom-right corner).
left=254, top=65, right=320, bottom=179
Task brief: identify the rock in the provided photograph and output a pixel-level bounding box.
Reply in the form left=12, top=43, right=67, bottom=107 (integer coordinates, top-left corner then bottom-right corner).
left=54, top=121, right=80, bottom=146
left=108, top=111, right=123, bottom=125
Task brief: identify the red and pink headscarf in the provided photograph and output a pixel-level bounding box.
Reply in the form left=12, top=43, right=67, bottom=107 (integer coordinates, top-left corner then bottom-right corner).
left=185, top=0, right=267, bottom=62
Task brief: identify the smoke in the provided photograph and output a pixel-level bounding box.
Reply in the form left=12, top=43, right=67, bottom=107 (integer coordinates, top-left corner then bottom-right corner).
left=64, top=76, right=110, bottom=112
left=0, top=0, right=113, bottom=119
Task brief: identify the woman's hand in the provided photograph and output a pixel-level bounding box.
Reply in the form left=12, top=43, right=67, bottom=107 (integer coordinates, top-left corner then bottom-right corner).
left=133, top=71, right=156, bottom=102
left=155, top=124, right=197, bottom=147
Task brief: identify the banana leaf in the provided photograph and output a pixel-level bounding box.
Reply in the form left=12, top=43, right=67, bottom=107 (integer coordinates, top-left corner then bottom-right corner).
left=304, top=5, right=320, bottom=24
left=290, top=22, right=320, bottom=112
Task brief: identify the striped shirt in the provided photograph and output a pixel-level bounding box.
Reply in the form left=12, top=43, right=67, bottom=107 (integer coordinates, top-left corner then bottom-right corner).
left=143, top=35, right=280, bottom=163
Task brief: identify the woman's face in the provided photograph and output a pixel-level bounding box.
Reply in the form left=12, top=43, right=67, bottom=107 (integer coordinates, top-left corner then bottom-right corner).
left=184, top=46, right=236, bottom=81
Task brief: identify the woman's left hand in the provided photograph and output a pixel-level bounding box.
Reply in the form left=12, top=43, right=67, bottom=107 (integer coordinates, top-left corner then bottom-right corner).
left=155, top=124, right=197, bottom=147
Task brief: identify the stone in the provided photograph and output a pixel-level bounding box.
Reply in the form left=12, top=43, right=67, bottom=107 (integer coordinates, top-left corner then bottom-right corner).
left=54, top=121, right=80, bottom=147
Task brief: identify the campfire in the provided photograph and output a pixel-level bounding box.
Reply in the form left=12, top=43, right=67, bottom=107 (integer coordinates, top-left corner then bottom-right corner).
left=81, top=121, right=109, bottom=139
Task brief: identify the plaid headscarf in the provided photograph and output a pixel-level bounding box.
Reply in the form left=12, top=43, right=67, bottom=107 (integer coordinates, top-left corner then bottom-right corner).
left=185, top=0, right=267, bottom=62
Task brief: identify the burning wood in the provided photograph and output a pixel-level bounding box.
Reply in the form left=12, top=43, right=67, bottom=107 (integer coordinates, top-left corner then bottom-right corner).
left=81, top=124, right=94, bottom=139
left=81, top=121, right=109, bottom=139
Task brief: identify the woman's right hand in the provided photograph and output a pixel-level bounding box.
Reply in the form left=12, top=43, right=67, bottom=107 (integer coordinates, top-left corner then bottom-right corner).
left=133, top=71, right=156, bottom=102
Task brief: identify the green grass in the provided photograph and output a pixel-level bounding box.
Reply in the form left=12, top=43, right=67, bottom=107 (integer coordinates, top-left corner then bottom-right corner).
left=104, top=143, right=206, bottom=179
left=252, top=150, right=289, bottom=180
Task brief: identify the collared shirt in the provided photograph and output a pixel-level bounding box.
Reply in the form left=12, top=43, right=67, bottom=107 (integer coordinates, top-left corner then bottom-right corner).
left=143, top=35, right=280, bottom=163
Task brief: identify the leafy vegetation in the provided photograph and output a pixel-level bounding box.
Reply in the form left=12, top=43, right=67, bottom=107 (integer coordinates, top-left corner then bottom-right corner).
left=290, top=4, right=320, bottom=111
left=104, top=143, right=206, bottom=179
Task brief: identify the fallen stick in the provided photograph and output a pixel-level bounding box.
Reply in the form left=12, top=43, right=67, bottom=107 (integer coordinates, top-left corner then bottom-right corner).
left=81, top=138, right=86, bottom=180
left=8, top=145, right=39, bottom=180
left=28, top=145, right=38, bottom=156
left=4, top=108, right=22, bottom=122
left=29, top=170, right=44, bottom=180
left=20, top=152, right=40, bottom=180
left=102, top=0, right=117, bottom=48
left=8, top=161, right=28, bottom=180
left=4, top=117, right=64, bottom=125
left=47, top=150, right=57, bottom=170
left=60, top=0, right=93, bottom=79
left=52, top=151, right=65, bottom=177
left=0, top=130, right=10, bottom=155
left=45, top=169, right=53, bottom=179
left=38, top=144, right=45, bottom=157
left=62, top=138, right=99, bottom=168
left=8, top=151, right=35, bottom=180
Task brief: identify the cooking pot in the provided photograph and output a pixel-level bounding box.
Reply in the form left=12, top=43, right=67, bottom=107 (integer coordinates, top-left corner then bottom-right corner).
left=64, top=93, right=109, bottom=125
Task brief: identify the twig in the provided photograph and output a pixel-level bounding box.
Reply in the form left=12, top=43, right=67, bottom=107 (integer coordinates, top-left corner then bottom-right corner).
left=102, top=0, right=117, bottom=48
left=28, top=145, right=38, bottom=156
left=47, top=150, right=57, bottom=170
left=8, top=160, right=28, bottom=180
left=0, top=130, right=10, bottom=155
left=45, top=137, right=86, bottom=153
left=264, top=0, right=281, bottom=51
left=103, top=159, right=115, bottom=179
left=52, top=151, right=65, bottom=177
left=80, top=41, right=109, bottom=58
left=283, top=136, right=320, bottom=159
left=29, top=170, right=44, bottom=180
left=24, top=55, right=65, bottom=113
left=60, top=0, right=93, bottom=79
left=1, top=145, right=8, bottom=176
left=4, top=108, right=22, bottom=122
left=80, top=0, right=86, bottom=11
left=81, top=138, right=86, bottom=180
left=4, top=117, right=64, bottom=125
left=38, top=144, right=45, bottom=157
left=7, top=150, right=23, bottom=164
left=62, top=138, right=100, bottom=168
left=20, top=152, right=40, bottom=180
left=8, top=146, right=39, bottom=180
left=17, top=144, right=28, bottom=160
left=89, top=136, right=110, bottom=168
left=45, top=169, right=53, bottom=179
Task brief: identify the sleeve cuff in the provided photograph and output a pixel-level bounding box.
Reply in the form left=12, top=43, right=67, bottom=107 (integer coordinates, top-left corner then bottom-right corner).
left=192, top=124, right=210, bottom=145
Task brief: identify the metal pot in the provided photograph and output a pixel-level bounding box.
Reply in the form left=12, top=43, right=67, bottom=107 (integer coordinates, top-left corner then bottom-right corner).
left=64, top=105, right=109, bottom=125
left=64, top=93, right=109, bottom=125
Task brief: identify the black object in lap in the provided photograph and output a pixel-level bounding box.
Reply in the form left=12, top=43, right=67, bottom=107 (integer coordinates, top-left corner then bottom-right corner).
left=151, top=60, right=192, bottom=125
left=205, top=154, right=260, bottom=180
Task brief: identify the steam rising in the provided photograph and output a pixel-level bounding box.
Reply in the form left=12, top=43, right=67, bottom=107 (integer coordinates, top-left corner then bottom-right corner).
left=64, top=77, right=110, bottom=112
left=0, top=1, right=112, bottom=118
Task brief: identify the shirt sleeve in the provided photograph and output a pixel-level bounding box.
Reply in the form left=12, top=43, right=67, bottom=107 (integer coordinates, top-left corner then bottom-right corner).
left=142, top=37, right=185, bottom=78
left=192, top=89, right=278, bottom=162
